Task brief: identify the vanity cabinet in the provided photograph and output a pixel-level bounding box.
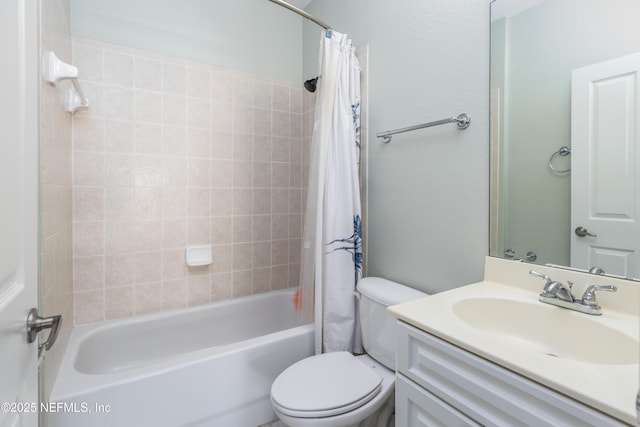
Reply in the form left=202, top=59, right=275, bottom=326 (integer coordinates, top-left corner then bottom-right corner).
left=395, top=321, right=630, bottom=427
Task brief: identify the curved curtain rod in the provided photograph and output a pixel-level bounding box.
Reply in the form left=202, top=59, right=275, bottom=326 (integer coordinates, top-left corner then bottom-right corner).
left=267, top=0, right=331, bottom=30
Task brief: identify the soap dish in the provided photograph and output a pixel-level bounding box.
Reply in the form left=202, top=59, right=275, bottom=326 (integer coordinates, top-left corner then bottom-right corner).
left=185, top=245, right=212, bottom=267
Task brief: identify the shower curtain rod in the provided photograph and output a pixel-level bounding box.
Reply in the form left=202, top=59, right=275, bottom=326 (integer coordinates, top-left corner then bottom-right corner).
left=267, top=0, right=331, bottom=30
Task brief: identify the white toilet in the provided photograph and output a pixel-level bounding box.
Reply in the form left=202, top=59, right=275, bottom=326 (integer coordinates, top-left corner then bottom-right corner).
left=270, top=277, right=427, bottom=427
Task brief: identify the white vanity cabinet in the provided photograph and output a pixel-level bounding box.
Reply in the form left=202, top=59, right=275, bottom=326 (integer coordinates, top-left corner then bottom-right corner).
left=395, top=321, right=631, bottom=427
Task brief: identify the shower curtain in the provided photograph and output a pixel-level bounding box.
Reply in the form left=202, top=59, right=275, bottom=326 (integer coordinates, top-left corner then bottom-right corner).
left=298, top=29, right=362, bottom=355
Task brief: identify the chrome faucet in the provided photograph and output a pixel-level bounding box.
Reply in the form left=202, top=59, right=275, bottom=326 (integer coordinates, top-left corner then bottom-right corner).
left=529, top=270, right=617, bottom=315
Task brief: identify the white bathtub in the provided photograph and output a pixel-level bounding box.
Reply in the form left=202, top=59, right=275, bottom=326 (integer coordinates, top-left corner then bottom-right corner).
left=49, top=289, right=314, bottom=427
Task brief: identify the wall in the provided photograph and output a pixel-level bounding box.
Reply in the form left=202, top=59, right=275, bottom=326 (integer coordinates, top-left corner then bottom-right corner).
left=69, top=0, right=303, bottom=82
left=40, top=0, right=74, bottom=402
left=304, top=0, right=490, bottom=294
left=495, top=0, right=640, bottom=266
left=71, top=37, right=310, bottom=324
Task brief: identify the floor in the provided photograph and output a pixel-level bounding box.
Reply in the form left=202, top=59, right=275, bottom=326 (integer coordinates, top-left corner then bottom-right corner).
left=258, top=420, right=286, bottom=427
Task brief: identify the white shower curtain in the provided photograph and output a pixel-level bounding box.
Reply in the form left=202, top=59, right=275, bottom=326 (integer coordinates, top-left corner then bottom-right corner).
left=298, top=29, right=362, bottom=355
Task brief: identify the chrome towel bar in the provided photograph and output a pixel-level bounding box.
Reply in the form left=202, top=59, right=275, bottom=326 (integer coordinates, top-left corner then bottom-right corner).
left=377, top=113, right=470, bottom=143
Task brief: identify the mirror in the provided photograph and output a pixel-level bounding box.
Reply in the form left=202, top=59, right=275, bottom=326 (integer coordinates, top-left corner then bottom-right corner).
left=490, top=0, right=640, bottom=279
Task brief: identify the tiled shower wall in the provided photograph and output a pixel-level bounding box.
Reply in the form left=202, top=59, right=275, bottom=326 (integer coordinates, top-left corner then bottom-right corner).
left=71, top=37, right=313, bottom=325
left=40, top=0, right=74, bottom=399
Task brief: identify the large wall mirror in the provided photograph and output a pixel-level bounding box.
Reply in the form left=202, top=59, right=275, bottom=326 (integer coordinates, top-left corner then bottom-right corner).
left=490, top=0, right=640, bottom=280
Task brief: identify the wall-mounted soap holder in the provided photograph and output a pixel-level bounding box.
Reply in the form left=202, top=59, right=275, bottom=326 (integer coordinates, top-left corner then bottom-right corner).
left=186, top=245, right=212, bottom=267
left=43, top=51, right=89, bottom=114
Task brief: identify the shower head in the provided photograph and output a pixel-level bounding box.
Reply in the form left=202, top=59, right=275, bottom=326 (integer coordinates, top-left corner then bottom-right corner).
left=304, top=76, right=319, bottom=93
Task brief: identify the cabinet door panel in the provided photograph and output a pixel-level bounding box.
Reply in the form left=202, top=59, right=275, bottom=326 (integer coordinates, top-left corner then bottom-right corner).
left=396, top=375, right=480, bottom=427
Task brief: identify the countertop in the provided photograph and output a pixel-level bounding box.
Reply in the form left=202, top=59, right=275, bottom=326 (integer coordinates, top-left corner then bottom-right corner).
left=388, top=257, right=639, bottom=425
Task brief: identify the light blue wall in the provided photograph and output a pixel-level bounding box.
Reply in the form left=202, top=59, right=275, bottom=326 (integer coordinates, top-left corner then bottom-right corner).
left=70, top=0, right=303, bottom=81
left=305, top=0, right=490, bottom=294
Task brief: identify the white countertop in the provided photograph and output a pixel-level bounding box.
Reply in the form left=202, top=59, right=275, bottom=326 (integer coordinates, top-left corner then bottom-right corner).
left=388, top=257, right=639, bottom=425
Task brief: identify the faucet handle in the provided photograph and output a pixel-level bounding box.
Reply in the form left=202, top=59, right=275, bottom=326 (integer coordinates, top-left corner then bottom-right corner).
left=529, top=270, right=551, bottom=283
left=581, top=284, right=617, bottom=307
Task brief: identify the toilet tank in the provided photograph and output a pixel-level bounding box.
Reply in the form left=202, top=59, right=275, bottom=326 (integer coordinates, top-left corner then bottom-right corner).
left=357, top=277, right=427, bottom=369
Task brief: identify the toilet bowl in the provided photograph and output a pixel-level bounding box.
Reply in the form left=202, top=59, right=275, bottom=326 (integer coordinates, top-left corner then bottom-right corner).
left=271, top=353, right=395, bottom=427
left=270, top=277, right=427, bottom=427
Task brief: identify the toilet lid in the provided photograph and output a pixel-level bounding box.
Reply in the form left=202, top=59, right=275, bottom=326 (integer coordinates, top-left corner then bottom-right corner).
left=271, top=352, right=382, bottom=418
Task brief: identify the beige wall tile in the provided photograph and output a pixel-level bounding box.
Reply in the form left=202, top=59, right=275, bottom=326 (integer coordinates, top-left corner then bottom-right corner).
left=188, top=68, right=211, bottom=99
left=252, top=267, right=271, bottom=294
left=210, top=272, right=232, bottom=301
left=233, top=243, right=252, bottom=270
left=162, top=63, right=187, bottom=96
left=162, top=219, right=187, bottom=249
left=211, top=159, right=232, bottom=188
left=103, top=50, right=133, bottom=87
left=105, top=286, right=134, bottom=320
left=73, top=187, right=104, bottom=221
left=187, top=217, right=210, bottom=245
left=252, top=241, right=271, bottom=268
left=72, top=39, right=313, bottom=325
left=74, top=290, right=104, bottom=324
left=135, top=91, right=162, bottom=124
left=211, top=130, right=233, bottom=159
left=211, top=189, right=233, bottom=216
left=104, top=221, right=136, bottom=254
left=232, top=270, right=252, bottom=297
left=163, top=125, right=188, bottom=157
left=133, top=155, right=162, bottom=187
left=73, top=222, right=104, bottom=257
left=105, top=254, right=136, bottom=287
left=104, top=120, right=134, bottom=153
left=271, top=265, right=289, bottom=290
left=162, top=249, right=187, bottom=279
left=73, top=151, right=104, bottom=186
left=105, top=153, right=134, bottom=187
left=134, top=282, right=163, bottom=314
left=135, top=251, right=162, bottom=283
left=211, top=216, right=232, bottom=244
left=135, top=57, right=162, bottom=92
left=211, top=245, right=232, bottom=273
left=187, top=275, right=210, bottom=305
left=105, top=187, right=134, bottom=220
left=163, top=94, right=187, bottom=126
left=104, top=86, right=134, bottom=121
left=163, top=279, right=187, bottom=309
left=254, top=134, right=272, bottom=162
left=188, top=128, right=211, bottom=158
left=188, top=98, right=211, bottom=129
left=253, top=215, right=271, bottom=242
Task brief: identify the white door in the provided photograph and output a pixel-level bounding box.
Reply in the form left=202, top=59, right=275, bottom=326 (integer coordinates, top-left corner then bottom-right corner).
left=0, top=0, right=40, bottom=426
left=571, top=52, right=640, bottom=278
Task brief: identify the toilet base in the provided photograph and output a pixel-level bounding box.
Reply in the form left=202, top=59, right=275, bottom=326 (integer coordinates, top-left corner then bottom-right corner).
left=356, top=392, right=394, bottom=427
left=274, top=391, right=394, bottom=427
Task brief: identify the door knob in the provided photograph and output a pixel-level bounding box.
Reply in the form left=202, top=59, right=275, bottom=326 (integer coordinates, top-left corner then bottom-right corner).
left=575, top=226, right=597, bottom=237
left=26, top=308, right=61, bottom=352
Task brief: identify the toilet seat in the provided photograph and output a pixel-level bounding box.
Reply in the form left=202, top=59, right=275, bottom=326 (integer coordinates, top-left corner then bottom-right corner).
left=271, top=351, right=382, bottom=418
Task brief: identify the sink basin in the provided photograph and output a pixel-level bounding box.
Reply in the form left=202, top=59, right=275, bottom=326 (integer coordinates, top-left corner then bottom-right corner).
left=452, top=297, right=639, bottom=365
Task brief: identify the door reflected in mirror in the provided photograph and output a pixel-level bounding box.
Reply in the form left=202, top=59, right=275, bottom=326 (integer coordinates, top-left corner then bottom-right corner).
left=490, top=0, right=640, bottom=279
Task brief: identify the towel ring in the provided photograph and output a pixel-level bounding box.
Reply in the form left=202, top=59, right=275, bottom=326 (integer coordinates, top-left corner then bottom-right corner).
left=548, top=146, right=571, bottom=174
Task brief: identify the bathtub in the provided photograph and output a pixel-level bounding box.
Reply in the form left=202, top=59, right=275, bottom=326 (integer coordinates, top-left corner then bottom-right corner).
left=49, top=289, right=314, bottom=427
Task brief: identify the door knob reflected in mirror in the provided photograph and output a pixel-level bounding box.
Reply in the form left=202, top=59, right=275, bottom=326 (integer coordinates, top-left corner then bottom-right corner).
left=575, top=226, right=597, bottom=237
